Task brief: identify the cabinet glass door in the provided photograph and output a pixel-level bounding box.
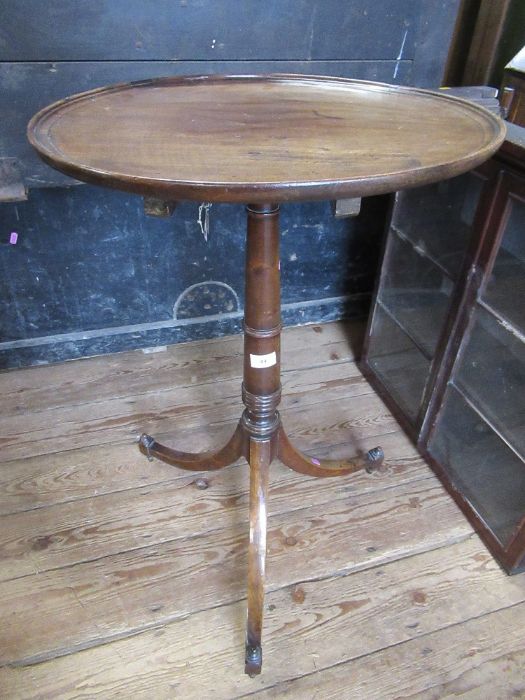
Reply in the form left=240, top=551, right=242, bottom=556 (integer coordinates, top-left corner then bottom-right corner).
left=482, top=194, right=525, bottom=334
left=366, top=171, right=486, bottom=427
left=428, top=178, right=525, bottom=549
left=367, top=304, right=430, bottom=421
left=455, top=305, right=525, bottom=456
left=429, top=385, right=525, bottom=546
left=392, top=172, right=484, bottom=278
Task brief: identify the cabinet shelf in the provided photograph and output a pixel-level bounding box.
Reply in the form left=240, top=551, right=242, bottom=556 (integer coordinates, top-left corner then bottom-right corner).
left=367, top=304, right=430, bottom=422
left=429, top=384, right=525, bottom=548
left=390, top=172, right=484, bottom=280
left=377, top=299, right=434, bottom=361
left=453, top=302, right=525, bottom=458
left=451, top=379, right=525, bottom=466
left=391, top=224, right=454, bottom=280
left=477, top=299, right=525, bottom=344
left=378, top=226, right=456, bottom=360
left=482, top=246, right=525, bottom=336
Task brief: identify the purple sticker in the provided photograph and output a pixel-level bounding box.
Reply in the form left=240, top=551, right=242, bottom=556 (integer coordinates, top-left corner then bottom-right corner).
left=311, top=458, right=321, bottom=466
left=9, top=232, right=18, bottom=245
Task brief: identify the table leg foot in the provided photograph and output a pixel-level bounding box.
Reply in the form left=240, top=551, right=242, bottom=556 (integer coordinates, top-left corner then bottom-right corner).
left=276, top=424, right=384, bottom=477
left=137, top=422, right=247, bottom=471
left=245, top=643, right=262, bottom=677
left=245, top=437, right=271, bottom=676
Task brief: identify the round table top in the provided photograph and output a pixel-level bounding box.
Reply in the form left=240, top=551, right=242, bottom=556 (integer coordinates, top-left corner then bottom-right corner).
left=28, top=74, right=505, bottom=203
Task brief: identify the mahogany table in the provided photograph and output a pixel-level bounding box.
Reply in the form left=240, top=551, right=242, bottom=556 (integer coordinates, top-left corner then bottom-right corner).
left=28, top=74, right=504, bottom=676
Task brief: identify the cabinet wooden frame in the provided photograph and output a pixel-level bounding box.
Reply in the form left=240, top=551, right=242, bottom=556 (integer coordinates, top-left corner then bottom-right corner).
left=361, top=141, right=525, bottom=574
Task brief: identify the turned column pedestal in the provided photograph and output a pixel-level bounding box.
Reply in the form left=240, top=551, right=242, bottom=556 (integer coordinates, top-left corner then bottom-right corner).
left=138, top=202, right=384, bottom=675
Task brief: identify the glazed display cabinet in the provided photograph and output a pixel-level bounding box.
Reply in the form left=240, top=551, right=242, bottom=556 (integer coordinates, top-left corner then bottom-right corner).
left=362, top=126, right=525, bottom=574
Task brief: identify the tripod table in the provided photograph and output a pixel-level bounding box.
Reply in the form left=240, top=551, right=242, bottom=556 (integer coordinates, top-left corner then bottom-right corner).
left=28, top=74, right=504, bottom=676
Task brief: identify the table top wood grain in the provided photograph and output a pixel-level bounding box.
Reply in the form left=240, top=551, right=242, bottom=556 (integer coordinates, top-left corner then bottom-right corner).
left=28, top=74, right=506, bottom=203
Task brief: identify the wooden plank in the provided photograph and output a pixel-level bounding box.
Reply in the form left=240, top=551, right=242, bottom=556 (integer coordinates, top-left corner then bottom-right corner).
left=0, top=422, right=417, bottom=516
left=0, top=362, right=387, bottom=462
left=463, top=0, right=512, bottom=85
left=0, top=1, right=417, bottom=62
left=411, top=0, right=462, bottom=88
left=249, top=599, right=525, bottom=699
left=0, top=477, right=470, bottom=666
left=0, top=157, right=27, bottom=202
left=0, top=444, right=436, bottom=581
left=0, top=322, right=362, bottom=413
left=5, top=537, right=524, bottom=698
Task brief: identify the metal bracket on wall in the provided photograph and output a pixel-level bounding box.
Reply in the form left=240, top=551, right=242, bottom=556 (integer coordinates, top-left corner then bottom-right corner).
left=332, top=198, right=361, bottom=218
left=0, top=158, right=27, bottom=202
left=143, top=197, right=178, bottom=217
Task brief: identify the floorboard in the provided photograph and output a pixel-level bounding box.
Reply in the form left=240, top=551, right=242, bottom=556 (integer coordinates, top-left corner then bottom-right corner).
left=0, top=321, right=524, bottom=699
left=248, top=600, right=525, bottom=700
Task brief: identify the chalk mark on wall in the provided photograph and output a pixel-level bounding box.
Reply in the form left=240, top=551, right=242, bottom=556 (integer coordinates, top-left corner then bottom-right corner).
left=173, top=280, right=241, bottom=320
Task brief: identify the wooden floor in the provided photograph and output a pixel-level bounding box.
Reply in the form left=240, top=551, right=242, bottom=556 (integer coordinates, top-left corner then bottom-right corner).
left=1, top=321, right=524, bottom=699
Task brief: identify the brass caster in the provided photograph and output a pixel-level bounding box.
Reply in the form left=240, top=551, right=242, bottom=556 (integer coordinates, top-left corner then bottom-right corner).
left=245, top=643, right=262, bottom=677
left=365, top=446, right=385, bottom=473
left=138, top=433, right=155, bottom=462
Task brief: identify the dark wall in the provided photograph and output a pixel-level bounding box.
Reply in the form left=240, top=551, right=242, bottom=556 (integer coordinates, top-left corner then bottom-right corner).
left=0, top=0, right=461, bottom=368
